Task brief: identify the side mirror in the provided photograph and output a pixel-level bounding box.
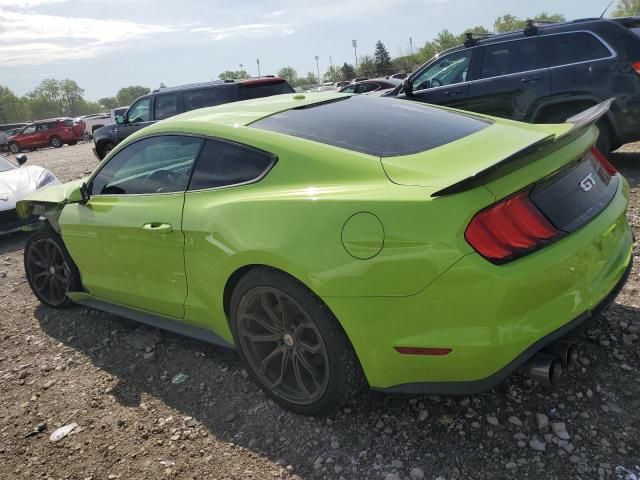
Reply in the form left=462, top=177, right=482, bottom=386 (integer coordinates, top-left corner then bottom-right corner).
left=115, top=115, right=125, bottom=125
left=15, top=154, right=27, bottom=166
left=403, top=78, right=414, bottom=96
left=65, top=182, right=89, bottom=204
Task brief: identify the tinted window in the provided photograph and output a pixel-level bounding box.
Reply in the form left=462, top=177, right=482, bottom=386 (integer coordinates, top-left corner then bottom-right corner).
left=357, top=82, right=379, bottom=94
left=127, top=98, right=151, bottom=123
left=189, top=139, right=274, bottom=190
left=252, top=96, right=490, bottom=157
left=412, top=49, right=473, bottom=90
left=541, top=33, right=611, bottom=67
left=36, top=124, right=48, bottom=131
left=238, top=81, right=294, bottom=100
left=183, top=88, right=235, bottom=111
left=341, top=85, right=356, bottom=93
left=480, top=38, right=538, bottom=79
left=155, top=94, right=179, bottom=120
left=63, top=119, right=74, bottom=127
left=91, top=136, right=202, bottom=195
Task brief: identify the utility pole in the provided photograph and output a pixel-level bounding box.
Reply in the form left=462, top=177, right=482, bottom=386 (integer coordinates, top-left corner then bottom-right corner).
left=409, top=37, right=413, bottom=56
left=256, top=58, right=261, bottom=77
left=330, top=55, right=333, bottom=69
left=352, top=39, right=358, bottom=68
left=315, top=55, right=320, bottom=85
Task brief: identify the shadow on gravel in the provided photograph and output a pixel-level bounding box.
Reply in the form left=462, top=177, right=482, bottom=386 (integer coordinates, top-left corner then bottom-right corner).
left=0, top=231, right=28, bottom=255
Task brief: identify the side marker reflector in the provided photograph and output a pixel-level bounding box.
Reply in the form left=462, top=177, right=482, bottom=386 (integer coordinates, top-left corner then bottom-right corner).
left=394, top=346, right=452, bottom=356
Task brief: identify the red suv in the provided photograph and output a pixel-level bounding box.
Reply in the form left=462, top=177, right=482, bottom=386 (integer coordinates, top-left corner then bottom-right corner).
left=8, top=118, right=85, bottom=153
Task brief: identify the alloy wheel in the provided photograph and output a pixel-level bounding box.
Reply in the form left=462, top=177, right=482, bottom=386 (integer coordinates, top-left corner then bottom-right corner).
left=237, top=287, right=330, bottom=405
left=26, top=238, right=71, bottom=306
left=51, top=137, right=62, bottom=148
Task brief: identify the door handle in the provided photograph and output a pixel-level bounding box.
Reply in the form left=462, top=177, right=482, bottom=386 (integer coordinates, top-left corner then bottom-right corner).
left=142, top=223, right=173, bottom=233
left=444, top=89, right=462, bottom=96
left=521, top=76, right=542, bottom=83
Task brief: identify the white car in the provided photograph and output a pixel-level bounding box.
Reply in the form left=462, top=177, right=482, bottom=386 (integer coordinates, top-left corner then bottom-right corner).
left=76, top=113, right=110, bottom=140
left=0, top=154, right=60, bottom=235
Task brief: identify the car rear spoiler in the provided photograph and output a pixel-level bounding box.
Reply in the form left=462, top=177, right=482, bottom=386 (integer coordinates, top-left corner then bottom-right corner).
left=431, top=98, right=615, bottom=197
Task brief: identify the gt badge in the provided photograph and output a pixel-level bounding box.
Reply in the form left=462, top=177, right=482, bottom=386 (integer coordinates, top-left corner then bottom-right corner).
left=579, top=173, right=595, bottom=192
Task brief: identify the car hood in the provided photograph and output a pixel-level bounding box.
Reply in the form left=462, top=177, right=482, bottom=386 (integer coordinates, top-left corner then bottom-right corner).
left=0, top=165, right=60, bottom=211
left=15, top=178, right=85, bottom=218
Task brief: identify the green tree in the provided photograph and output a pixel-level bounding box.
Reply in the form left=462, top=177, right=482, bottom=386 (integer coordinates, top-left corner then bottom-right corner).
left=59, top=79, right=85, bottom=115
left=116, top=86, right=151, bottom=106
left=277, top=66, right=298, bottom=83
left=304, top=72, right=318, bottom=84
left=495, top=12, right=564, bottom=32
left=434, top=30, right=459, bottom=51
left=357, top=55, right=377, bottom=78
left=0, top=86, right=30, bottom=123
left=98, top=97, right=118, bottom=110
left=340, top=62, right=356, bottom=80
left=612, top=0, right=640, bottom=16
left=218, top=70, right=248, bottom=80
left=324, top=65, right=342, bottom=83
left=374, top=40, right=393, bottom=75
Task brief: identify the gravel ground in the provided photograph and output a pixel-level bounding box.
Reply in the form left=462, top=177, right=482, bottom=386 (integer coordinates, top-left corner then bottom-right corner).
left=0, top=142, right=639, bottom=480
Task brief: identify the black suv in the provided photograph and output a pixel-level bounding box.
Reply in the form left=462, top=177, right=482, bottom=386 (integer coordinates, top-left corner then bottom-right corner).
left=92, top=77, right=295, bottom=159
left=395, top=17, right=640, bottom=153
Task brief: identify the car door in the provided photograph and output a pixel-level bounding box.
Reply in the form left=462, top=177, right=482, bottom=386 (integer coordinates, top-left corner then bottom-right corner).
left=464, top=37, right=550, bottom=121
left=154, top=93, right=182, bottom=121
left=117, top=96, right=153, bottom=141
left=16, top=124, right=37, bottom=148
left=181, top=138, right=276, bottom=332
left=59, top=135, right=203, bottom=318
left=401, top=48, right=476, bottom=108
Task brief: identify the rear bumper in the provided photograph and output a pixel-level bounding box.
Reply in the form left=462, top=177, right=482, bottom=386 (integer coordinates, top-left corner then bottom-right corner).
left=324, top=177, right=633, bottom=391
left=375, top=256, right=632, bottom=395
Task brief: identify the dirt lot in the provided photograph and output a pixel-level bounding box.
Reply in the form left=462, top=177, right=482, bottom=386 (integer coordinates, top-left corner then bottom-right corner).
left=1, top=142, right=639, bottom=480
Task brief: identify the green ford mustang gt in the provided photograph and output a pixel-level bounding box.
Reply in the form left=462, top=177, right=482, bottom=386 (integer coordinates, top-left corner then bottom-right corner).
left=18, top=92, right=633, bottom=414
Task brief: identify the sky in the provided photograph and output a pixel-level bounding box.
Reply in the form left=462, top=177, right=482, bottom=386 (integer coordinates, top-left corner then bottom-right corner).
left=0, top=0, right=613, bottom=100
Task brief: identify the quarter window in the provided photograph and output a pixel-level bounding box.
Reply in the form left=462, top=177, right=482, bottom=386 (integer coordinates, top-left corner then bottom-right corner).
left=154, top=94, right=179, bottom=120
left=541, top=33, right=611, bottom=67
left=479, top=38, right=539, bottom=79
left=90, top=136, right=203, bottom=195
left=126, top=98, right=151, bottom=123
left=188, top=139, right=274, bottom=190
left=183, top=88, right=235, bottom=111
left=411, top=49, right=473, bottom=90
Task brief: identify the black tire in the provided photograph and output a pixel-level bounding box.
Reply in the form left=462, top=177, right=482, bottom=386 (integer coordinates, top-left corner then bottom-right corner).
left=595, top=119, right=611, bottom=154
left=50, top=136, right=63, bottom=148
left=99, top=142, right=114, bottom=159
left=230, top=267, right=365, bottom=415
left=24, top=229, right=82, bottom=309
left=68, top=140, right=78, bottom=146
left=9, top=142, right=20, bottom=154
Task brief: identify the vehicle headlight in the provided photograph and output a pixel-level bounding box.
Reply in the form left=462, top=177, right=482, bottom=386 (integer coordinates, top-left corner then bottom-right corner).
left=36, top=171, right=56, bottom=189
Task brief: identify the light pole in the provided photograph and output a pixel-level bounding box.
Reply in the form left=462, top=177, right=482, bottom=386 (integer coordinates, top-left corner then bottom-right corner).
left=256, top=58, right=261, bottom=77
left=352, top=39, right=358, bottom=68
left=239, top=63, right=244, bottom=76
left=315, top=55, right=320, bottom=85
left=409, top=37, right=413, bottom=56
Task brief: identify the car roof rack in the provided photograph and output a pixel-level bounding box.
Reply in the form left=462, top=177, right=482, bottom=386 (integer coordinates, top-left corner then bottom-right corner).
left=463, top=31, right=495, bottom=47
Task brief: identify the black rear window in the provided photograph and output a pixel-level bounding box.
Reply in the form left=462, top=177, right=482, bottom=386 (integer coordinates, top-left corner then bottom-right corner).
left=251, top=96, right=490, bottom=157
left=183, top=88, right=235, bottom=111
left=239, top=80, right=294, bottom=100
left=540, top=32, right=611, bottom=67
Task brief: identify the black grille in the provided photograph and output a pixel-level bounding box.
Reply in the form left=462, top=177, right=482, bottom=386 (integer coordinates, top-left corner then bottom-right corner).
left=0, top=208, right=19, bottom=225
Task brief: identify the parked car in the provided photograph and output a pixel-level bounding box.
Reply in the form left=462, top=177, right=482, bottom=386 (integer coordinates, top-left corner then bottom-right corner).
left=334, top=81, right=350, bottom=89
left=8, top=118, right=85, bottom=153
left=393, top=16, right=640, bottom=153
left=76, top=113, right=110, bottom=140
left=0, top=153, right=59, bottom=235
left=92, top=78, right=295, bottom=159
left=0, top=123, right=29, bottom=152
left=18, top=93, right=631, bottom=415
left=339, top=78, right=402, bottom=95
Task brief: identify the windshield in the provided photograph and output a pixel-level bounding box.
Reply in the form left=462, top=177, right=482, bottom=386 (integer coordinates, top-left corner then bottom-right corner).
left=0, top=156, right=16, bottom=172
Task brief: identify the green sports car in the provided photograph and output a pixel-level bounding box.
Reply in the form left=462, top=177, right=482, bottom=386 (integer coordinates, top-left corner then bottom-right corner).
left=18, top=93, right=633, bottom=415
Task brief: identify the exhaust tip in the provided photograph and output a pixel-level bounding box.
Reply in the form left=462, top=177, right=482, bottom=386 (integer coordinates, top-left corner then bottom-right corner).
left=522, top=353, right=562, bottom=387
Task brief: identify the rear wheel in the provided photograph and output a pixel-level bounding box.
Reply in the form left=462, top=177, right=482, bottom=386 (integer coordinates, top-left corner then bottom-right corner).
left=230, top=268, right=365, bottom=415
left=9, top=142, right=20, bottom=154
left=24, top=229, right=81, bottom=309
left=99, top=142, right=114, bottom=159
left=50, top=136, right=63, bottom=148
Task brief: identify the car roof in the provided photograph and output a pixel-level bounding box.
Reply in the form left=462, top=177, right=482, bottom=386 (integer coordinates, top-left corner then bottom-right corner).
left=153, top=77, right=288, bottom=94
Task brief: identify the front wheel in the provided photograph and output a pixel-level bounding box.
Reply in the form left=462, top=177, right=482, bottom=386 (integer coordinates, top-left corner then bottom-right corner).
left=230, top=268, right=365, bottom=415
left=50, top=136, right=63, bottom=148
left=24, top=229, right=82, bottom=309
left=9, top=142, right=20, bottom=154
left=99, top=142, right=114, bottom=159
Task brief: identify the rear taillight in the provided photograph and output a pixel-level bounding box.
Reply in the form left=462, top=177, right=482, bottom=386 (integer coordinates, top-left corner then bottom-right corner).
left=633, top=61, right=640, bottom=75
left=465, top=191, right=562, bottom=263
left=590, top=146, right=617, bottom=177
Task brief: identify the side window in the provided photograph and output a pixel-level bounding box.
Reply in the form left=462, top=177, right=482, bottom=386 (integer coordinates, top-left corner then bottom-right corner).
left=412, top=49, right=473, bottom=90
left=90, top=136, right=203, bottom=195
left=541, top=33, right=611, bottom=67
left=23, top=125, right=36, bottom=134
left=154, top=94, right=179, bottom=120
left=63, top=120, right=74, bottom=127
left=188, top=139, right=274, bottom=190
left=36, top=124, right=48, bottom=131
left=479, top=38, right=539, bottom=79
left=126, top=98, right=151, bottom=123
left=341, top=85, right=356, bottom=93
left=183, top=88, right=234, bottom=111
left=357, top=82, right=379, bottom=94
